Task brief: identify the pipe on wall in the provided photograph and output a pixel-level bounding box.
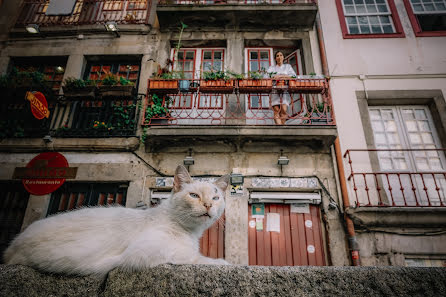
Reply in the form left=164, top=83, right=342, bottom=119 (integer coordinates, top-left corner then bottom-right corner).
left=314, top=10, right=361, bottom=266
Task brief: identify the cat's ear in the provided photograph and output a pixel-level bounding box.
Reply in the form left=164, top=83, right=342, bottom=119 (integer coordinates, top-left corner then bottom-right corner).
left=214, top=174, right=230, bottom=193
left=173, top=165, right=193, bottom=192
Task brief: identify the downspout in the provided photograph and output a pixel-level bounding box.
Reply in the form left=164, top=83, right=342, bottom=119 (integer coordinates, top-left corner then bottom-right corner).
left=314, top=10, right=361, bottom=266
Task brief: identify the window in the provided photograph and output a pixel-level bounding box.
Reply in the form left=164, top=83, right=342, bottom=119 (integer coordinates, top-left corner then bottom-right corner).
left=47, top=183, right=128, bottom=216
left=403, top=0, right=446, bottom=36
left=86, top=62, right=140, bottom=86
left=0, top=182, right=29, bottom=261
left=172, top=48, right=225, bottom=109
left=246, top=49, right=273, bottom=109
left=369, top=106, right=446, bottom=205
left=336, top=0, right=405, bottom=38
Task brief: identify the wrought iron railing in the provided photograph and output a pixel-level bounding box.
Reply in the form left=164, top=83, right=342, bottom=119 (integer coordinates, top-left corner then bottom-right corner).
left=16, top=0, right=151, bottom=28
left=143, top=78, right=333, bottom=126
left=0, top=95, right=141, bottom=138
left=157, top=0, right=315, bottom=5
left=344, top=149, right=446, bottom=207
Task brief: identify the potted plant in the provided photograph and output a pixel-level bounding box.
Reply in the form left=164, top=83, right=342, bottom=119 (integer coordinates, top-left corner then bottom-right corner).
left=98, top=73, right=135, bottom=97
left=62, top=77, right=96, bottom=98
left=238, top=69, right=272, bottom=94
left=1, top=68, right=53, bottom=100
left=144, top=94, right=172, bottom=125
left=310, top=102, right=332, bottom=124
left=200, top=70, right=234, bottom=93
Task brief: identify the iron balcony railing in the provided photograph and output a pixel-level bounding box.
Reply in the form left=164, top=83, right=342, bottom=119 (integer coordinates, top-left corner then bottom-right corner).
left=0, top=95, right=141, bottom=138
left=16, top=0, right=151, bottom=28
left=143, top=78, right=333, bottom=126
left=344, top=149, right=446, bottom=208
left=157, top=0, right=315, bottom=5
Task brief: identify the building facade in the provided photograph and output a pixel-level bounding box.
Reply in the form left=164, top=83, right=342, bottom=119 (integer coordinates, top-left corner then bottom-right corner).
left=1, top=0, right=443, bottom=268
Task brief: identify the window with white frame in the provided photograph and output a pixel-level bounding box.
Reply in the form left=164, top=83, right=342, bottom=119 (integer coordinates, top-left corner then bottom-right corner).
left=342, top=0, right=397, bottom=34
left=369, top=106, right=446, bottom=205
left=172, top=48, right=225, bottom=109
left=407, top=0, right=446, bottom=32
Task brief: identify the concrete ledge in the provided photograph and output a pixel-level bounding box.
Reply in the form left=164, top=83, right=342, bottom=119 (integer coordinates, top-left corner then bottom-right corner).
left=1, top=264, right=445, bottom=297
left=347, top=207, right=446, bottom=227
left=0, top=137, right=140, bottom=152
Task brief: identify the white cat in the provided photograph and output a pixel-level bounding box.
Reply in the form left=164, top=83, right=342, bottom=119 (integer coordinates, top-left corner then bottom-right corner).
left=3, top=165, right=230, bottom=276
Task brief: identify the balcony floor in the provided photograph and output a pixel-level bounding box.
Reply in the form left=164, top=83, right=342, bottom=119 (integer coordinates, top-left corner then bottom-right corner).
left=144, top=125, right=337, bottom=152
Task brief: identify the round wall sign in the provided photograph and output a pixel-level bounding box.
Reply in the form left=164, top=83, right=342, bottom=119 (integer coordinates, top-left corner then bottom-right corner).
left=22, top=152, right=68, bottom=195
left=26, top=91, right=50, bottom=120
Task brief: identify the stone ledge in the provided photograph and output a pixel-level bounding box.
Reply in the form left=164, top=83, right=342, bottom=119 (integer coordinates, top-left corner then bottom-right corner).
left=1, top=264, right=445, bottom=297
left=346, top=207, right=446, bottom=227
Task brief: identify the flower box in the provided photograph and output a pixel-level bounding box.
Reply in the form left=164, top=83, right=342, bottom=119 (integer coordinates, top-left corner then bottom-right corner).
left=97, top=85, right=135, bottom=98
left=288, top=78, right=326, bottom=93
left=148, top=79, right=178, bottom=93
left=199, top=80, right=234, bottom=94
left=62, top=86, right=96, bottom=99
left=238, top=79, right=272, bottom=94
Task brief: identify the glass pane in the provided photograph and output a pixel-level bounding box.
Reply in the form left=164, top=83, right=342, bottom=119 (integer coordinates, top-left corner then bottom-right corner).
left=367, top=4, right=378, bottom=12
left=203, top=51, right=212, bottom=60
left=178, top=52, right=184, bottom=60
left=372, top=121, right=384, bottom=131
left=405, top=120, right=418, bottom=132
left=430, top=158, right=443, bottom=170
left=394, top=158, right=408, bottom=170
left=388, top=132, right=400, bottom=144
left=371, top=25, right=383, bottom=33
left=375, top=132, right=387, bottom=144
left=185, top=51, right=194, bottom=60
left=421, top=132, right=434, bottom=144
left=349, top=25, right=360, bottom=34
left=416, top=158, right=430, bottom=170
left=383, top=25, right=394, bottom=33
left=260, top=51, right=269, bottom=60
left=409, top=133, right=422, bottom=144
left=347, top=16, right=358, bottom=24
left=384, top=120, right=397, bottom=132
left=184, top=61, right=193, bottom=71
left=345, top=5, right=356, bottom=14
left=380, top=158, right=393, bottom=170
left=251, top=96, right=260, bottom=108
left=354, top=0, right=365, bottom=4
left=213, top=61, right=222, bottom=71
left=377, top=4, right=388, bottom=12
left=357, top=5, right=367, bottom=13
left=369, top=109, right=381, bottom=120
left=344, top=0, right=353, bottom=4
left=214, top=51, right=222, bottom=60
left=360, top=25, right=371, bottom=33
left=250, top=62, right=259, bottom=71
left=381, top=109, right=394, bottom=120
left=365, top=0, right=374, bottom=4
left=415, top=109, right=427, bottom=119
left=425, top=4, right=435, bottom=10
left=250, top=51, right=258, bottom=60
left=369, top=16, right=379, bottom=24
left=260, top=61, right=270, bottom=71
left=413, top=4, right=423, bottom=11
left=203, top=61, right=212, bottom=71
left=402, top=109, right=415, bottom=119
left=418, top=120, right=430, bottom=132
left=380, top=16, right=391, bottom=24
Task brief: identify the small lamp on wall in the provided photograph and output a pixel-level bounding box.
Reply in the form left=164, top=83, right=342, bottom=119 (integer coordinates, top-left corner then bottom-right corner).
left=277, top=149, right=289, bottom=165
left=25, top=24, right=40, bottom=34
left=230, top=173, right=244, bottom=186
left=105, top=21, right=120, bottom=37
left=183, top=149, right=194, bottom=166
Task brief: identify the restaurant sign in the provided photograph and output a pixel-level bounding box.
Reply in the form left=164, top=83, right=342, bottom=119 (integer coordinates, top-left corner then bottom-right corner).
left=13, top=152, right=77, bottom=196
left=25, top=91, right=50, bottom=120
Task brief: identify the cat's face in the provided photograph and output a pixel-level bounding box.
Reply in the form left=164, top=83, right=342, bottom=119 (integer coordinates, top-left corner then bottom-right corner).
left=170, top=165, right=229, bottom=230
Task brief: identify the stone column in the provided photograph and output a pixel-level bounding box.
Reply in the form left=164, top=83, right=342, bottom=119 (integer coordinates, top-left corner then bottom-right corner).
left=225, top=32, right=245, bottom=125
left=63, top=54, right=85, bottom=80
left=21, top=194, right=51, bottom=231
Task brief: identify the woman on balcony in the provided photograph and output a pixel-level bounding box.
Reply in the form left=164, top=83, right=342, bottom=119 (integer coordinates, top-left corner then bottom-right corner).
left=267, top=51, right=297, bottom=125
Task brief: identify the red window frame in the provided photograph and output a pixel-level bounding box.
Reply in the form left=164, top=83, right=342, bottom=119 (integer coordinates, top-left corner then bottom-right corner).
left=335, top=0, right=405, bottom=39
left=198, top=49, right=225, bottom=110
left=171, top=49, right=196, bottom=109
left=402, top=0, right=446, bottom=37
left=247, top=48, right=272, bottom=110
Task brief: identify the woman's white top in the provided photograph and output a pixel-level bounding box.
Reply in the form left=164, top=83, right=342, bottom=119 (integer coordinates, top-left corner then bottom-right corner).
left=266, top=64, right=297, bottom=78
left=266, top=64, right=297, bottom=107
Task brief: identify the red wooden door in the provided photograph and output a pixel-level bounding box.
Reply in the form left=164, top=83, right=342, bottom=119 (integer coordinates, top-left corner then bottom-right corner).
left=200, top=213, right=225, bottom=259
left=248, top=204, right=325, bottom=266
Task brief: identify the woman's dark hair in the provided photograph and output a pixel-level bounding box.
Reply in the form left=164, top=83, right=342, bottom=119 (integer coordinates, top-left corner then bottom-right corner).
left=274, top=51, right=284, bottom=59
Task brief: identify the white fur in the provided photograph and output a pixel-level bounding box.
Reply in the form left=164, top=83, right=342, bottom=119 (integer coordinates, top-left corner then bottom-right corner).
left=3, top=166, right=230, bottom=277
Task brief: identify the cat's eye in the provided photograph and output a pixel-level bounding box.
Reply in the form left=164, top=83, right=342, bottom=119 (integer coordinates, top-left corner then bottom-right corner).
left=190, top=193, right=199, bottom=199
left=212, top=196, right=219, bottom=201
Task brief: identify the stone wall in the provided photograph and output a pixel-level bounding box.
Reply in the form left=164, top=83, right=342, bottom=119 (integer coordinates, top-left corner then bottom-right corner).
left=1, top=264, right=445, bottom=297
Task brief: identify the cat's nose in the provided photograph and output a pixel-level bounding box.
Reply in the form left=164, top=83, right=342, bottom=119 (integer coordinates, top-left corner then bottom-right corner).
left=203, top=202, right=212, bottom=210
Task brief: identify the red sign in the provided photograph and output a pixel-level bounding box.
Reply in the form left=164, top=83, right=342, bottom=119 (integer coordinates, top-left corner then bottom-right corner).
left=25, top=91, right=50, bottom=120
left=22, top=152, right=69, bottom=195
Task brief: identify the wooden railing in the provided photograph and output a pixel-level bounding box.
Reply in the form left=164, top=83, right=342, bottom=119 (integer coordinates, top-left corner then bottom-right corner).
left=16, top=0, right=151, bottom=27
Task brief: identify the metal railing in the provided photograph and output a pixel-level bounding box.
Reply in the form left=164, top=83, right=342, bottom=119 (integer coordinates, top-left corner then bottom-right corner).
left=16, top=0, right=151, bottom=27
left=0, top=96, right=141, bottom=138
left=344, top=149, right=446, bottom=207
left=143, top=78, right=333, bottom=126
left=157, top=0, right=315, bottom=5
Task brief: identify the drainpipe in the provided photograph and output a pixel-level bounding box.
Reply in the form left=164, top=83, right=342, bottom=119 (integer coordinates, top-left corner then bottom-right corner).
left=314, top=10, right=361, bottom=266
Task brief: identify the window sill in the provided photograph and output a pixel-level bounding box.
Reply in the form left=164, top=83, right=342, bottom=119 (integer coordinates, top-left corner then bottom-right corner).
left=414, top=31, right=446, bottom=37
left=342, top=32, right=405, bottom=39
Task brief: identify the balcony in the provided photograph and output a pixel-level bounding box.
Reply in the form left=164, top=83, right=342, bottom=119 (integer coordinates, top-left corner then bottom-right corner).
left=156, top=0, right=318, bottom=30
left=344, top=149, right=446, bottom=208
left=0, top=91, right=141, bottom=152
left=13, top=0, right=152, bottom=36
left=143, top=77, right=337, bottom=151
